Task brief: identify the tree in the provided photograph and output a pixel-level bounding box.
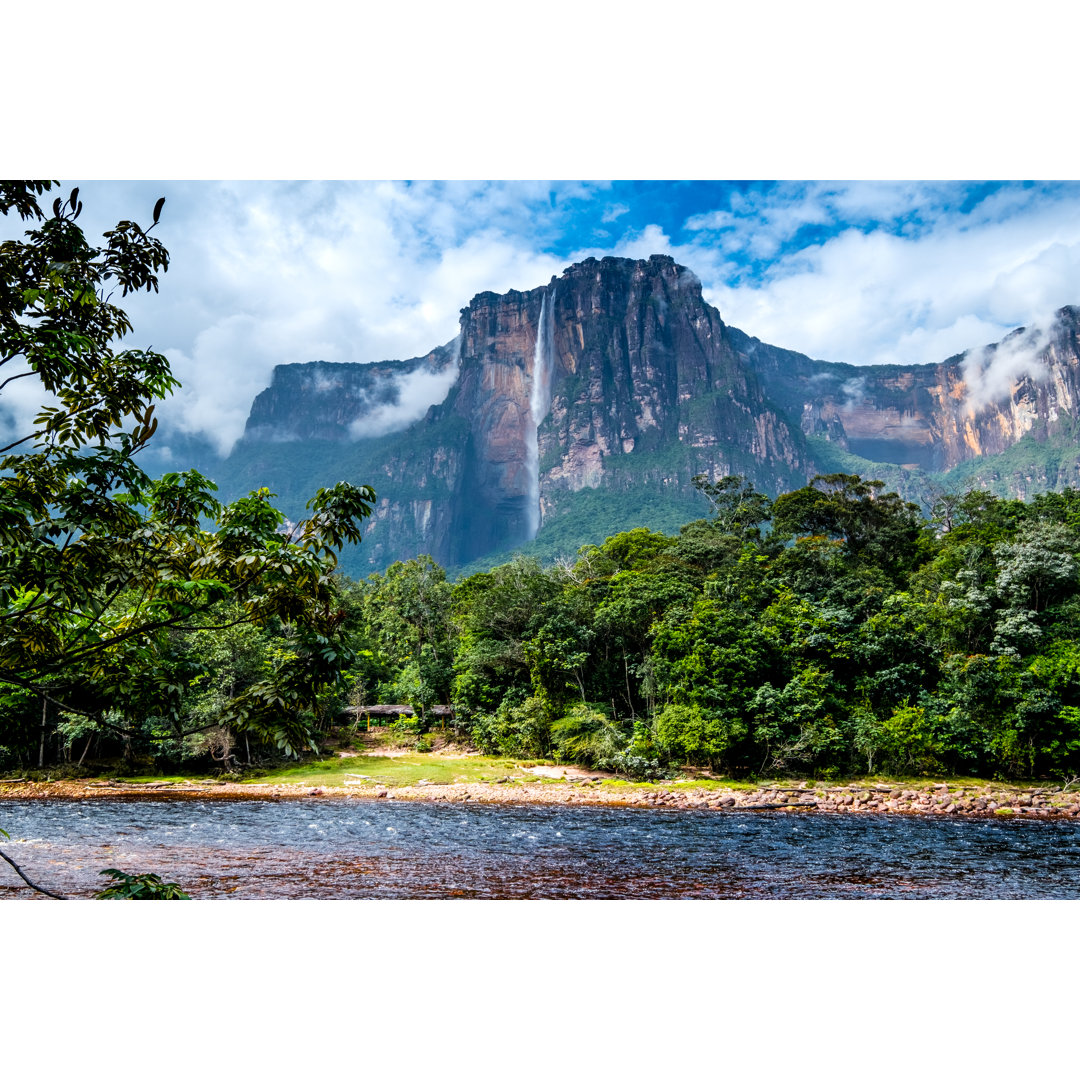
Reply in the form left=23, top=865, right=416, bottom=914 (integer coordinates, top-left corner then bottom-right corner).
left=357, top=556, right=455, bottom=725
left=0, top=182, right=377, bottom=761
left=450, top=557, right=560, bottom=716
left=690, top=473, right=772, bottom=540
left=772, top=473, right=928, bottom=579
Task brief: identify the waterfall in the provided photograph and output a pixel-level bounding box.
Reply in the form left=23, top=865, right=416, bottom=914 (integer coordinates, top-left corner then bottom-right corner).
left=526, top=290, right=554, bottom=539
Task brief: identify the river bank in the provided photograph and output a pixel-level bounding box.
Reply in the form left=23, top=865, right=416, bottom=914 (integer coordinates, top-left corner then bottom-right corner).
left=3, top=775, right=1080, bottom=820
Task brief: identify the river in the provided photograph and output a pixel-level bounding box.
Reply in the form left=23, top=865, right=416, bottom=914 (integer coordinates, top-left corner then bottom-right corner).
left=2, top=797, right=1079, bottom=898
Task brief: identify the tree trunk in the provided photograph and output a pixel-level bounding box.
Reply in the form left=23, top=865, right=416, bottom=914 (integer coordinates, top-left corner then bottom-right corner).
left=38, top=697, right=46, bottom=768
left=122, top=722, right=135, bottom=770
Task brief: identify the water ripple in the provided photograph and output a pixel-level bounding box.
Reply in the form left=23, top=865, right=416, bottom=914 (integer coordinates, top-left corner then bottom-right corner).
left=1, top=799, right=1078, bottom=899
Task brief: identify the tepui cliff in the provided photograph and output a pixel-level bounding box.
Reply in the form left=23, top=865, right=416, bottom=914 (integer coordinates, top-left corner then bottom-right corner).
left=217, top=255, right=1080, bottom=573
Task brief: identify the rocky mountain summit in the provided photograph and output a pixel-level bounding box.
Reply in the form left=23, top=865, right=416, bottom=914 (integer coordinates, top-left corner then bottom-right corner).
left=219, top=255, right=1080, bottom=573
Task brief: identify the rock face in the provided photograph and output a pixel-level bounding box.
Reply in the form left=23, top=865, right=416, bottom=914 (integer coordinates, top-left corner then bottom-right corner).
left=407, top=255, right=815, bottom=565
left=536, top=256, right=810, bottom=507
left=225, top=256, right=1080, bottom=572
left=742, top=308, right=1080, bottom=472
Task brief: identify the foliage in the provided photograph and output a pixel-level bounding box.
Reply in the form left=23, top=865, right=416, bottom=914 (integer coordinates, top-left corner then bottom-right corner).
left=94, top=868, right=190, bottom=899
left=0, top=182, right=376, bottom=765
left=690, top=473, right=772, bottom=540
left=302, top=473, right=1080, bottom=782
left=772, top=473, right=929, bottom=580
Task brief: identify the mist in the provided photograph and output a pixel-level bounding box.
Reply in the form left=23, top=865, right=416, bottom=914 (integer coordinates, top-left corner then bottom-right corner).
left=348, top=343, right=461, bottom=440
left=961, top=319, right=1053, bottom=414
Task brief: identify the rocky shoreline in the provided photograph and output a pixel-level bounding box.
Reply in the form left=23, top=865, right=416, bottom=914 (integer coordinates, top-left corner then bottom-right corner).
left=3, top=777, right=1080, bottom=820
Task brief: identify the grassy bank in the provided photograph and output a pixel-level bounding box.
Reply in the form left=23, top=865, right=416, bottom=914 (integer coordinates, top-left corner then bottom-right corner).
left=249, top=752, right=542, bottom=788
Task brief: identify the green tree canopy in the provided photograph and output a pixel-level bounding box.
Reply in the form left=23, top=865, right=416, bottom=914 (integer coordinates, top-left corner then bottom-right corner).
left=0, top=182, right=376, bottom=756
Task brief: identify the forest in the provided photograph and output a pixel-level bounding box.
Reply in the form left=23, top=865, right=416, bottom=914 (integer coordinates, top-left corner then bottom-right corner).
left=6, top=469, right=1080, bottom=784
left=4, top=181, right=1080, bottom=787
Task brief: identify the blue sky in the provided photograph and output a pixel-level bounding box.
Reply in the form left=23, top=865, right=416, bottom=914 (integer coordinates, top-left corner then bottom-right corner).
left=5, top=179, right=1080, bottom=457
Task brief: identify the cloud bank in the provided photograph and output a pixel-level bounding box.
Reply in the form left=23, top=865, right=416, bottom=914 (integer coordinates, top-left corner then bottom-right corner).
left=678, top=182, right=1080, bottom=372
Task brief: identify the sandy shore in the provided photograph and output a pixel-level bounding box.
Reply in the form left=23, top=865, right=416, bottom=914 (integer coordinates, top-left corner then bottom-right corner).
left=3, top=776, right=1080, bottom=820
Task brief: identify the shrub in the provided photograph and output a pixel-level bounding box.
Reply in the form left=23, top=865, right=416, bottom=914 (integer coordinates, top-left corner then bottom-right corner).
left=95, top=869, right=190, bottom=900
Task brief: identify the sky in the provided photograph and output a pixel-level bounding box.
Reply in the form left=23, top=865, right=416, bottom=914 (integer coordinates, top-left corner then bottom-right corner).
left=5, top=179, right=1080, bottom=457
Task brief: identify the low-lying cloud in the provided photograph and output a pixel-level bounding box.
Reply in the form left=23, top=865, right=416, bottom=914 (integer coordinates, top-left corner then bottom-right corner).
left=961, top=320, right=1052, bottom=414
left=348, top=346, right=462, bottom=440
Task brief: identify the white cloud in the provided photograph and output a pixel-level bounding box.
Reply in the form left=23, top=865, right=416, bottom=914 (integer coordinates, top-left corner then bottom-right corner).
left=584, top=223, right=676, bottom=263
left=8, top=181, right=587, bottom=458
left=691, top=188, right=1080, bottom=369
left=160, top=314, right=302, bottom=456
left=348, top=348, right=463, bottom=439
left=601, top=202, right=630, bottom=223
left=961, top=320, right=1052, bottom=414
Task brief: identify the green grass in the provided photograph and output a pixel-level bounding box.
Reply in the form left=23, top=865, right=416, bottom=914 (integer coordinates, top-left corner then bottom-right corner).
left=669, top=777, right=770, bottom=791
left=248, top=752, right=541, bottom=788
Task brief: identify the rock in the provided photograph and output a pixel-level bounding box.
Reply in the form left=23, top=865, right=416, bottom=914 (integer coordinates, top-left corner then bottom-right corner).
left=226, top=253, right=1080, bottom=578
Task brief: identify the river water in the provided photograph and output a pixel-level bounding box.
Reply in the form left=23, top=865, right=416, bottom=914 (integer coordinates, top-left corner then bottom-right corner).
left=2, top=797, right=1079, bottom=899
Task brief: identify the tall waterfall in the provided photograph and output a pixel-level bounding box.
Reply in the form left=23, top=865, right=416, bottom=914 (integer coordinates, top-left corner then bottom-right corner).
left=525, top=291, right=554, bottom=539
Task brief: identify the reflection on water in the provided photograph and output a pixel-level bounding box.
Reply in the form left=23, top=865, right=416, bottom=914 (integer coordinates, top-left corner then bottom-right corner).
left=2, top=797, right=1079, bottom=899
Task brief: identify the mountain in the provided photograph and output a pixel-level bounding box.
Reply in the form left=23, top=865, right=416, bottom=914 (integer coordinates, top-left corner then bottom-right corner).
left=212, top=255, right=1080, bottom=575
left=242, top=342, right=459, bottom=443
